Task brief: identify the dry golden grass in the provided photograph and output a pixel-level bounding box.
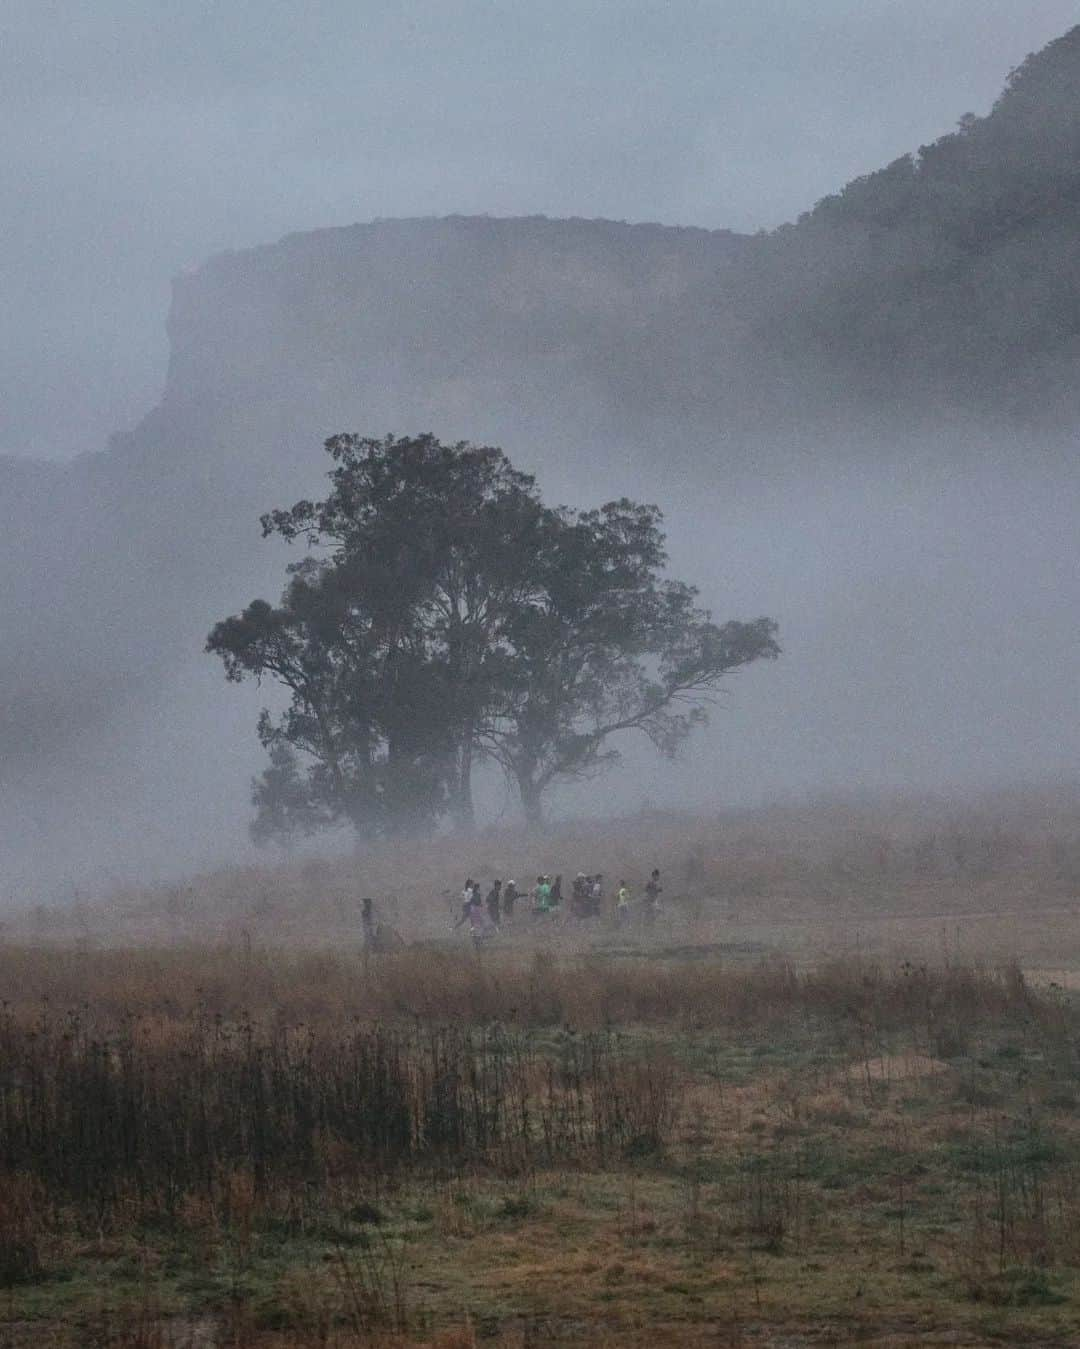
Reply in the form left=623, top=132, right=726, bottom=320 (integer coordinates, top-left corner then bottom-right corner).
left=0, top=942, right=1042, bottom=1037
left=7, top=789, right=1080, bottom=1346
left=4, top=947, right=1080, bottom=1346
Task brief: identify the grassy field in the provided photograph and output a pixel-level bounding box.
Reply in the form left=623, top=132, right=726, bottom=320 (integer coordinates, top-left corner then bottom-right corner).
left=5, top=793, right=1080, bottom=1346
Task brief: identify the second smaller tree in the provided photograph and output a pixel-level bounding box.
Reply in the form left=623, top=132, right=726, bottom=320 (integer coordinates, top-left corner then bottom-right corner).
left=482, top=499, right=779, bottom=825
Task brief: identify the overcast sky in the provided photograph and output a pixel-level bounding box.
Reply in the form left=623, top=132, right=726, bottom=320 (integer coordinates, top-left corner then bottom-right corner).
left=4, top=1, right=1077, bottom=461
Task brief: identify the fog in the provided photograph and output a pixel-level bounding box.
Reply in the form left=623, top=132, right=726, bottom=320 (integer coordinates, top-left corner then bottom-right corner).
left=5, top=444, right=1079, bottom=902
left=3, top=8, right=1080, bottom=902
left=5, top=1, right=1077, bottom=460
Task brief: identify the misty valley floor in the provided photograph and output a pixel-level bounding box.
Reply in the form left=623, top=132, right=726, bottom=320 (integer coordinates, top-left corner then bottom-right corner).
left=7, top=800, right=1080, bottom=1346
left=5, top=961, right=1080, bottom=1346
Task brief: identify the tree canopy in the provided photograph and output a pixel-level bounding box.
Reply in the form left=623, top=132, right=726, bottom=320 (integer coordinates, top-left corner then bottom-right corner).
left=207, top=433, right=779, bottom=839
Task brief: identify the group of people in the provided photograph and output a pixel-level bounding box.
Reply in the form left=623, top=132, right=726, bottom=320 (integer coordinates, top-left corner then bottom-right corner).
left=453, top=867, right=664, bottom=943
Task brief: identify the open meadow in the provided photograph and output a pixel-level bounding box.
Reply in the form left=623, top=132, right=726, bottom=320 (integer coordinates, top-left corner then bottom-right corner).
left=5, top=791, right=1080, bottom=1347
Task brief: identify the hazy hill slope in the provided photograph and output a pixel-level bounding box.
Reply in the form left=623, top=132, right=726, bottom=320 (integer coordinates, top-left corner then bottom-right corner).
left=688, top=25, right=1080, bottom=433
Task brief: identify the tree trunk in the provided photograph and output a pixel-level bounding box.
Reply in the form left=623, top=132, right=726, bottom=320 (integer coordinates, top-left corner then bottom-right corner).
left=517, top=774, right=545, bottom=831
left=453, top=740, right=476, bottom=834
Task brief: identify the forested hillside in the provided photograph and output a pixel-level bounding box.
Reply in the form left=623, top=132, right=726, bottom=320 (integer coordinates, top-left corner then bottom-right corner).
left=719, top=24, right=1080, bottom=431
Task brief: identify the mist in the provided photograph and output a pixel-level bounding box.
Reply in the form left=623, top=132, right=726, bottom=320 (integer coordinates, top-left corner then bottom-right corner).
left=5, top=0, right=1078, bottom=461
left=3, top=10, right=1080, bottom=901
left=5, top=442, right=1079, bottom=902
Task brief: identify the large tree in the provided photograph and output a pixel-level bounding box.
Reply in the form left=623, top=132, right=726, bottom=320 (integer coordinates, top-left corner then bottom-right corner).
left=208, top=433, right=779, bottom=839
left=206, top=555, right=453, bottom=840
left=209, top=433, right=551, bottom=837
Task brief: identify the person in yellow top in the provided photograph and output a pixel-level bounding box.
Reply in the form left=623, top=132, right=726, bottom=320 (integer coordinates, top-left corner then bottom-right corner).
left=615, top=881, right=631, bottom=928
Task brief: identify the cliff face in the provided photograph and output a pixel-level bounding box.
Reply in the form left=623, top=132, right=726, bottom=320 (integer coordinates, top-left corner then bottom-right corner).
left=0, top=217, right=748, bottom=762
left=4, top=27, right=1080, bottom=889
left=155, top=215, right=748, bottom=478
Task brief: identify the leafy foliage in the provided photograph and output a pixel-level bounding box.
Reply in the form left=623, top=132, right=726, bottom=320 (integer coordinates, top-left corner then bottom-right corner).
left=485, top=498, right=779, bottom=822
left=208, top=434, right=778, bottom=837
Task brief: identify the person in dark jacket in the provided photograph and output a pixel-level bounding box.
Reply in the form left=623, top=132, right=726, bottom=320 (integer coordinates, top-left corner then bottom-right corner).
left=643, top=869, right=663, bottom=929
left=486, top=879, right=503, bottom=927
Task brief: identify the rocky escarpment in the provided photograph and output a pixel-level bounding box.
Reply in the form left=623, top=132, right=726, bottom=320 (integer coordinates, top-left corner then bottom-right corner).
left=0, top=216, right=749, bottom=764
left=155, top=214, right=749, bottom=473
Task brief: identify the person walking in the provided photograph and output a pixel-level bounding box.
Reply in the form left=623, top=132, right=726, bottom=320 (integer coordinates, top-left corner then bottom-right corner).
left=532, top=875, right=552, bottom=916
left=486, top=879, right=503, bottom=927
left=643, top=868, right=663, bottom=931
left=469, top=900, right=495, bottom=947
left=361, top=896, right=377, bottom=951
left=360, top=896, right=406, bottom=954
left=615, top=881, right=631, bottom=929
left=453, top=883, right=477, bottom=929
